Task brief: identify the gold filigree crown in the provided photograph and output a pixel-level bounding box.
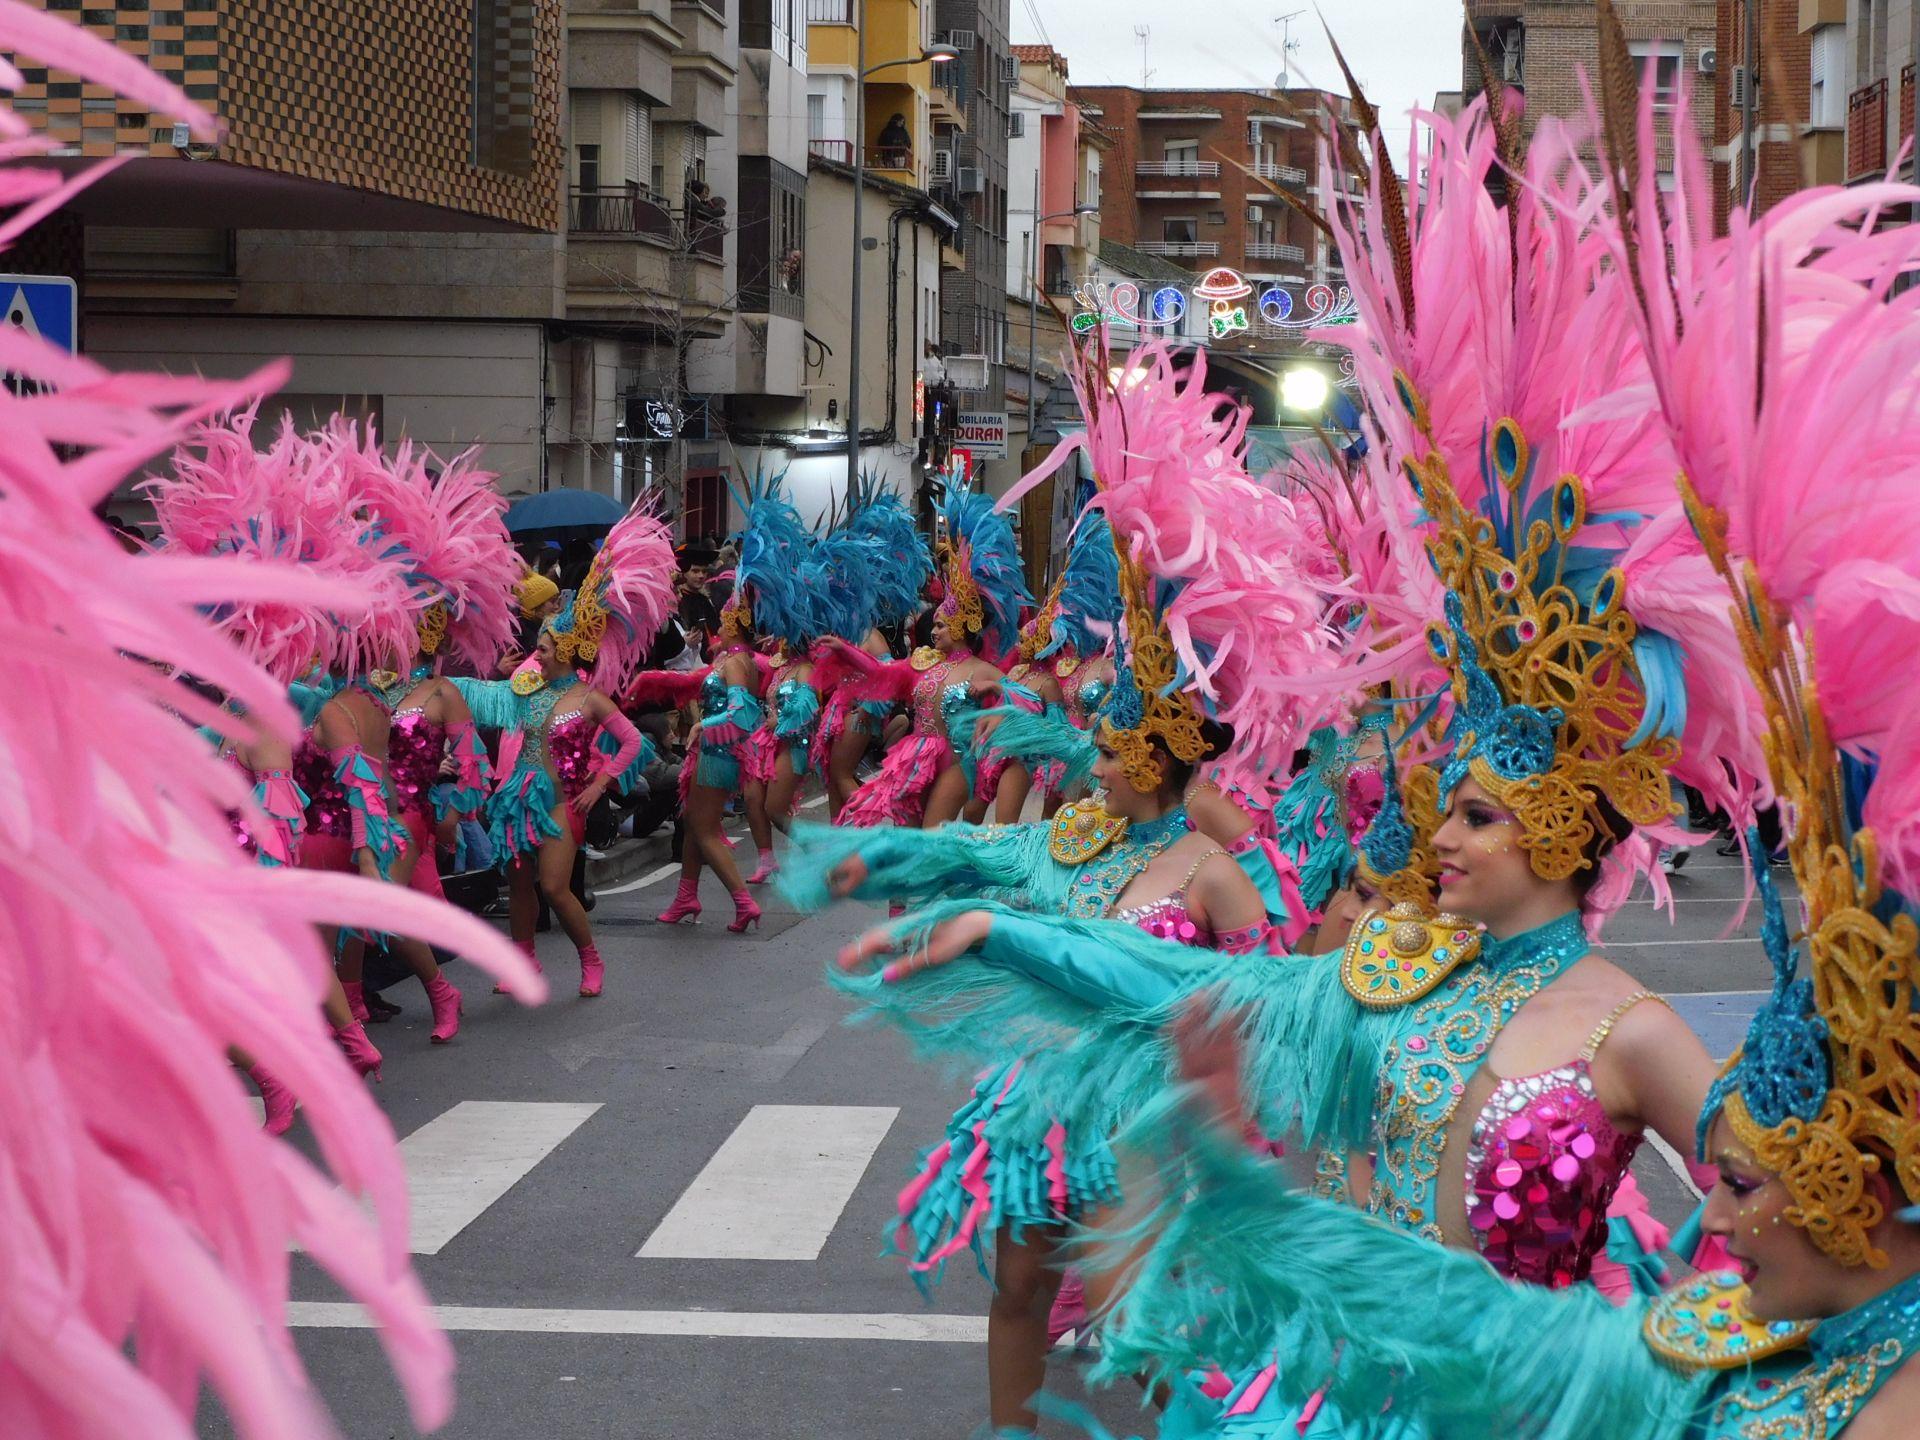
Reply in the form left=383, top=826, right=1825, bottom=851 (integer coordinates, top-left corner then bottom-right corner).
left=1684, top=477, right=1920, bottom=1269
left=1017, top=576, right=1065, bottom=662
left=550, top=549, right=612, bottom=666
left=1401, top=381, right=1678, bottom=880
left=1100, top=532, right=1208, bottom=794
left=719, top=590, right=754, bottom=645
left=416, top=601, right=449, bottom=658
left=935, top=539, right=986, bottom=641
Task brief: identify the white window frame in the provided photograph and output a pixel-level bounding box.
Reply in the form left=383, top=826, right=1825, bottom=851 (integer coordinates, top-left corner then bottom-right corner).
left=1628, top=40, right=1684, bottom=112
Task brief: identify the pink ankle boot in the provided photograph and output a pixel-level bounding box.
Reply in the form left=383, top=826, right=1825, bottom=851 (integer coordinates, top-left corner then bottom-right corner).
left=496, top=939, right=541, bottom=994
left=728, top=889, right=763, bottom=934
left=747, top=849, right=779, bottom=885
left=333, top=1021, right=382, bottom=1081
left=341, top=979, right=371, bottom=1025
left=250, top=1065, right=297, bottom=1136
left=656, top=878, right=702, bottom=924
left=578, top=944, right=605, bottom=998
left=425, top=973, right=463, bottom=1043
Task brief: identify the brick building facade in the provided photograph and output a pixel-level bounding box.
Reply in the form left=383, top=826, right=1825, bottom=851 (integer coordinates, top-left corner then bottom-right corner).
left=1066, top=84, right=1340, bottom=288
left=1712, top=0, right=1809, bottom=225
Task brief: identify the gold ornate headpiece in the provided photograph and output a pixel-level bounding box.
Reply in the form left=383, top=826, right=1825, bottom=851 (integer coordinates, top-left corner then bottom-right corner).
left=1685, top=478, right=1920, bottom=1269
left=416, top=600, right=450, bottom=657
left=934, top=538, right=986, bottom=641
left=547, top=548, right=613, bottom=666
left=1400, top=381, right=1678, bottom=879
left=1017, top=575, right=1064, bottom=663
left=1099, top=534, right=1208, bottom=793
left=718, top=589, right=753, bottom=646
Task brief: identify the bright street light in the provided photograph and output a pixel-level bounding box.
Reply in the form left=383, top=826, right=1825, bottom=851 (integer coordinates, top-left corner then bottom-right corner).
left=1280, top=365, right=1331, bottom=415
left=922, top=42, right=960, bottom=65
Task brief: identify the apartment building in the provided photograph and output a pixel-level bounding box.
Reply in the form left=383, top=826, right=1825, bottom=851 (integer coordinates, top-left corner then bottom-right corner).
left=1801, top=0, right=1917, bottom=188
left=1066, top=85, right=1339, bottom=293
left=1712, top=0, right=1809, bottom=219
left=1463, top=0, right=1718, bottom=186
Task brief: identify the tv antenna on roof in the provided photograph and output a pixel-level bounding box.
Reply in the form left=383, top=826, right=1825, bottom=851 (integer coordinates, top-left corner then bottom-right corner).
left=1134, top=25, right=1154, bottom=86
left=1274, top=10, right=1305, bottom=89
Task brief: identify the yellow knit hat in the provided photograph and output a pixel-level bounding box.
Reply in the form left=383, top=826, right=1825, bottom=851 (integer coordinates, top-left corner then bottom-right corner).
left=515, top=569, right=559, bottom=618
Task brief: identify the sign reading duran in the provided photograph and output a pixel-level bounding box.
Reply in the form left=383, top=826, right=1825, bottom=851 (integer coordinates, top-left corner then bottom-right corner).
left=1071, top=266, right=1359, bottom=338
left=955, top=412, right=1008, bottom=459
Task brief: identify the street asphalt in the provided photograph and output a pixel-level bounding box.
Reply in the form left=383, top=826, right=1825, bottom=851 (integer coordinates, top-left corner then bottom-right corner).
left=205, top=820, right=1778, bottom=1440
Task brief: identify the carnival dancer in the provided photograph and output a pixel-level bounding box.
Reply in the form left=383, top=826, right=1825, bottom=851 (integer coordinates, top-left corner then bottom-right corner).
left=816, top=475, right=933, bottom=817
left=811, top=91, right=1775, bottom=1431
left=635, top=480, right=811, bottom=931
left=979, top=507, right=1123, bottom=822
left=822, top=480, right=1031, bottom=831
left=0, top=9, right=542, bottom=1427
left=342, top=432, right=520, bottom=1043
left=783, top=342, right=1360, bottom=1434
left=459, top=507, right=674, bottom=993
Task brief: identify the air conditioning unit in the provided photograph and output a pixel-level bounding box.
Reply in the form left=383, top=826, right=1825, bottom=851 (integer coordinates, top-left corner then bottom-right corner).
left=956, top=165, right=983, bottom=194
left=1246, top=205, right=1261, bottom=223
left=1698, top=47, right=1717, bottom=75
left=932, top=148, right=954, bottom=183
left=1006, top=112, right=1025, bottom=139
left=1000, top=54, right=1019, bottom=84
left=945, top=28, right=976, bottom=51
left=947, top=353, right=990, bottom=389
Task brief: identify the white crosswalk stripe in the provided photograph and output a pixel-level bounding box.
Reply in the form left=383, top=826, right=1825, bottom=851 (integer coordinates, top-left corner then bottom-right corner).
left=638, top=1104, right=899, bottom=1260
left=399, top=1100, right=603, bottom=1255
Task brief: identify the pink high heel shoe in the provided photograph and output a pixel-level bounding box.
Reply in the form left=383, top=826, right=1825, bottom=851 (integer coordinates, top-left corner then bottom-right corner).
left=425, top=973, right=463, bottom=1043
left=333, top=1021, right=383, bottom=1081
left=250, top=1065, right=297, bottom=1136
left=747, top=850, right=779, bottom=884
left=728, top=890, right=762, bottom=934
left=656, top=881, right=702, bottom=924
left=578, top=945, right=605, bottom=997
left=496, top=940, right=541, bottom=994
left=341, top=979, right=372, bottom=1025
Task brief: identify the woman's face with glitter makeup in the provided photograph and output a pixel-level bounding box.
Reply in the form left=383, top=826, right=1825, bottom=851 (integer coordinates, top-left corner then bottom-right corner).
left=1428, top=775, right=1545, bottom=933
left=1697, top=1111, right=1857, bottom=1322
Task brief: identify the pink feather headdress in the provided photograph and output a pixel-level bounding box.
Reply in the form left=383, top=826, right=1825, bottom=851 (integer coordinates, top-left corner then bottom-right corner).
left=335, top=422, right=520, bottom=673
left=1007, top=340, right=1353, bottom=793
left=1316, top=92, right=1770, bottom=917
left=546, top=504, right=677, bottom=694
left=148, top=411, right=423, bottom=683
left=0, top=10, right=547, bottom=1438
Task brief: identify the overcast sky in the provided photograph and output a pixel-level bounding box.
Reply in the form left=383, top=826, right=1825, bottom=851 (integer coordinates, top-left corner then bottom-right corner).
left=1012, top=0, right=1465, bottom=159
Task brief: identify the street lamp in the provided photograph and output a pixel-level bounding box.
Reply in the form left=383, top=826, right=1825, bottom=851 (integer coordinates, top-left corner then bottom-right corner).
left=847, top=23, right=958, bottom=501
left=1023, top=199, right=1101, bottom=448
left=1279, top=364, right=1331, bottom=417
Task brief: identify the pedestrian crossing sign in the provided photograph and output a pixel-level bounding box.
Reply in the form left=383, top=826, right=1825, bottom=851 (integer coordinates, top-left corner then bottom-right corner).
left=0, top=272, right=77, bottom=396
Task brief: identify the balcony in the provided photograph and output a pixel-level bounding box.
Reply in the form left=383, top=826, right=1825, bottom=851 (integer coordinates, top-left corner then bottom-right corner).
left=1903, top=63, right=1916, bottom=167
left=1848, top=77, right=1888, bottom=180
left=1246, top=241, right=1305, bottom=262
left=1135, top=159, right=1221, bottom=177
left=805, top=0, right=852, bottom=20
left=808, top=137, right=854, bottom=164
left=1136, top=240, right=1219, bottom=257
left=570, top=187, right=673, bottom=240
left=1252, top=160, right=1308, bottom=186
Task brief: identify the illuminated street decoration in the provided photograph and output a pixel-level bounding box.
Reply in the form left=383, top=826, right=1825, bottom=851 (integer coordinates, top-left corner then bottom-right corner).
left=1072, top=270, right=1359, bottom=338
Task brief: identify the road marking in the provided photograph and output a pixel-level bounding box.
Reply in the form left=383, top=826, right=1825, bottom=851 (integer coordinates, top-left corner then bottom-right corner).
left=1645, top=1132, right=1704, bottom=1200
left=598, top=862, right=682, bottom=896
left=800, top=793, right=830, bottom=810
left=287, top=1302, right=985, bottom=1343
left=401, top=1101, right=602, bottom=1255
left=638, top=1104, right=898, bottom=1260
left=1601, top=936, right=1762, bottom=949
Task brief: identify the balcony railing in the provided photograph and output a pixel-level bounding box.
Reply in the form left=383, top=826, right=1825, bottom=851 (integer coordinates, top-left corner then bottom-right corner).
left=1134, top=159, right=1221, bottom=177
left=1136, top=240, right=1220, bottom=257
left=1903, top=63, right=1916, bottom=163
left=682, top=208, right=726, bottom=263
left=808, top=137, right=853, bottom=164
left=1252, top=160, right=1308, bottom=185
left=864, top=146, right=917, bottom=178
left=1246, top=241, right=1306, bottom=262
left=805, top=0, right=852, bottom=22
left=1848, top=78, right=1888, bottom=179
left=570, top=188, right=672, bottom=241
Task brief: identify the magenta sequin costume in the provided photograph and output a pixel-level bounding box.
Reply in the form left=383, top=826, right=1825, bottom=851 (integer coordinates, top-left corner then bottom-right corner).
left=743, top=657, right=801, bottom=786
left=546, top=704, right=600, bottom=799
left=386, top=707, right=447, bottom=818
left=1462, top=996, right=1654, bottom=1289
left=294, top=738, right=353, bottom=841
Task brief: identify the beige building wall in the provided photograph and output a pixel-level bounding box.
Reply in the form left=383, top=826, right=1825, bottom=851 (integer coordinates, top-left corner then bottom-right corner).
left=90, top=316, right=549, bottom=495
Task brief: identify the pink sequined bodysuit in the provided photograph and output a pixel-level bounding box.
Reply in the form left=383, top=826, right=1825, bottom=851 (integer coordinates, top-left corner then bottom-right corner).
left=294, top=738, right=352, bottom=840
left=545, top=705, right=598, bottom=799
left=1461, top=994, right=1656, bottom=1288
left=387, top=707, right=446, bottom=819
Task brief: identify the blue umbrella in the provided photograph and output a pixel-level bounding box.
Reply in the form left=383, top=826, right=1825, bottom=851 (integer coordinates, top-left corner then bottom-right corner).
left=504, top=488, right=627, bottom=534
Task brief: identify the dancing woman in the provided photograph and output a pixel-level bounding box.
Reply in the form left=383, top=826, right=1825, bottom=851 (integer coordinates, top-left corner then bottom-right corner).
left=816, top=477, right=932, bottom=818
left=460, top=508, right=674, bottom=994
left=825, top=481, right=1030, bottom=832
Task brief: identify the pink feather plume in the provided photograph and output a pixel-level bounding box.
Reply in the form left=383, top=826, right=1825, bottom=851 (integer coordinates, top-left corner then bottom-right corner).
left=581, top=505, right=677, bottom=695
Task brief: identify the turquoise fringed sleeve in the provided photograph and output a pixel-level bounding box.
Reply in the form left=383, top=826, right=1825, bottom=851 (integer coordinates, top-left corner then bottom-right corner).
left=288, top=679, right=336, bottom=729
left=974, top=701, right=1098, bottom=791
left=1083, top=1093, right=1709, bottom=1440
left=699, top=684, right=764, bottom=746
left=1272, top=766, right=1354, bottom=915
left=778, top=818, right=1064, bottom=913
left=773, top=683, right=821, bottom=773
left=448, top=676, right=530, bottom=733
left=433, top=718, right=494, bottom=819
left=975, top=909, right=1193, bottom=1011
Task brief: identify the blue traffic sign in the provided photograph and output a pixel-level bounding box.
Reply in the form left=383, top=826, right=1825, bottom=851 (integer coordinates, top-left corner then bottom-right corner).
left=0, top=273, right=77, bottom=353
